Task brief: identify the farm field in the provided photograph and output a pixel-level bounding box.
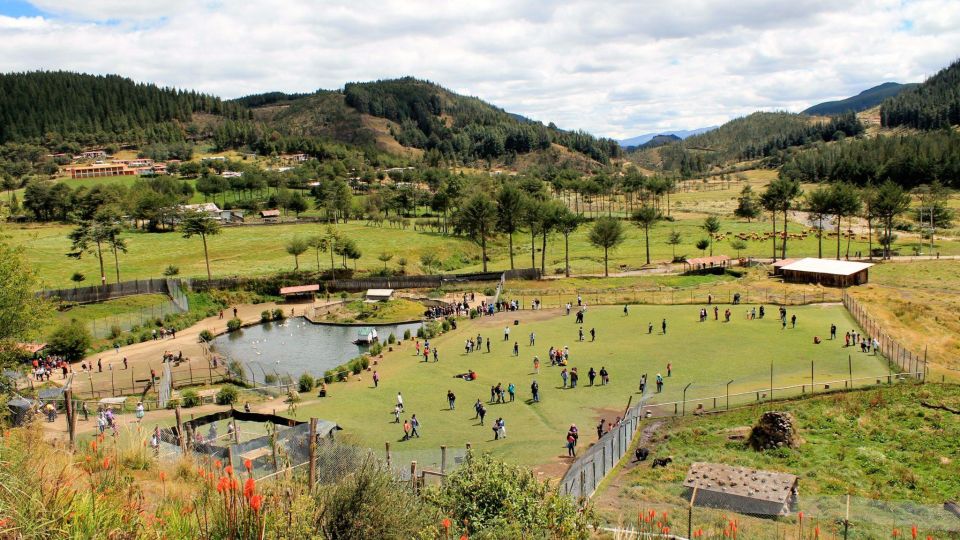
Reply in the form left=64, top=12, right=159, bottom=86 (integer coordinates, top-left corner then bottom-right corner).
left=290, top=304, right=887, bottom=469
left=8, top=213, right=960, bottom=289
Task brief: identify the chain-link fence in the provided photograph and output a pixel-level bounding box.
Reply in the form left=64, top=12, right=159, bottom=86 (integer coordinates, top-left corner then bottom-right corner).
left=506, top=288, right=841, bottom=310
left=84, top=297, right=188, bottom=339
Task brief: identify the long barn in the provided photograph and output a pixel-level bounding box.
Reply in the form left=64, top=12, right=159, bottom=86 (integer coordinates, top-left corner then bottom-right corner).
left=780, top=258, right=873, bottom=287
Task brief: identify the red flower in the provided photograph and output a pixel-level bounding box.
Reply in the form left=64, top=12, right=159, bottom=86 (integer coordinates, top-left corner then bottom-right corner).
left=102, top=457, right=110, bottom=469
left=460, top=536, right=468, bottom=540
left=224, top=465, right=234, bottom=476
left=893, top=529, right=900, bottom=537
left=799, top=511, right=804, bottom=520
left=815, top=525, right=821, bottom=538
left=442, top=518, right=451, bottom=529
left=214, top=460, right=222, bottom=469
left=249, top=494, right=263, bottom=513
left=244, top=477, right=256, bottom=499
left=91, top=441, right=98, bottom=452
left=159, top=471, right=167, bottom=482
left=912, top=526, right=918, bottom=539
left=244, top=459, right=253, bottom=472
left=216, top=477, right=229, bottom=493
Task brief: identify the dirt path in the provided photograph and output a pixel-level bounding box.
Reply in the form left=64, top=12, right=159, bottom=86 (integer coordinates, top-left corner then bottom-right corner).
left=591, top=420, right=665, bottom=513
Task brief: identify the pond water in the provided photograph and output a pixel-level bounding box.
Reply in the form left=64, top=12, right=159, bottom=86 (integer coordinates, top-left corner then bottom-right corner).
left=211, top=318, right=424, bottom=384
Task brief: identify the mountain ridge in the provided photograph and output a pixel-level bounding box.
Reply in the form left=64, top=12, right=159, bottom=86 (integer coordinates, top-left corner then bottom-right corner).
left=802, top=82, right=918, bottom=116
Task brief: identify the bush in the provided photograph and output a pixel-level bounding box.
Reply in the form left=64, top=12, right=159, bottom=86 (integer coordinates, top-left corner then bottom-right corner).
left=165, top=398, right=180, bottom=410
left=108, top=325, right=123, bottom=339
left=215, top=385, right=239, bottom=405
left=226, top=318, right=242, bottom=332
left=416, top=327, right=425, bottom=339
left=469, top=308, right=479, bottom=319
left=387, top=333, right=396, bottom=344
left=323, top=370, right=335, bottom=384
left=181, top=389, right=200, bottom=408
left=483, top=287, right=496, bottom=296
left=350, top=358, right=363, bottom=375
left=261, top=310, right=272, bottom=323
left=369, top=342, right=383, bottom=356
left=298, top=373, right=315, bottom=392
left=162, top=264, right=180, bottom=276
left=228, top=360, right=246, bottom=380
left=440, top=319, right=451, bottom=332
left=47, top=320, right=92, bottom=361
left=403, top=329, right=411, bottom=341
left=264, top=374, right=279, bottom=385
left=360, top=356, right=370, bottom=370
left=272, top=308, right=286, bottom=320
left=126, top=335, right=136, bottom=345
left=199, top=329, right=214, bottom=342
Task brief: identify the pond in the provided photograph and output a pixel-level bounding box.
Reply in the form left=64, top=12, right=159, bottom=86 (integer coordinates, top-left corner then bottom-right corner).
left=211, top=318, right=424, bottom=384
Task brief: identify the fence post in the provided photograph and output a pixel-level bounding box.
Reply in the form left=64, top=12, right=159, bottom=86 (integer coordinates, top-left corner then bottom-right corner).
left=308, top=418, right=317, bottom=492
left=848, top=355, right=853, bottom=388
left=440, top=445, right=447, bottom=476
left=174, top=406, right=186, bottom=452
left=410, top=461, right=418, bottom=494
left=385, top=442, right=391, bottom=470
left=64, top=388, right=75, bottom=449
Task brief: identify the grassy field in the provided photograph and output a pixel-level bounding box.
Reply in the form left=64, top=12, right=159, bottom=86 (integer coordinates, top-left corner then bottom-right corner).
left=593, top=383, right=960, bottom=537
left=48, top=293, right=171, bottom=332
left=849, top=260, right=960, bottom=373
left=289, top=304, right=886, bottom=469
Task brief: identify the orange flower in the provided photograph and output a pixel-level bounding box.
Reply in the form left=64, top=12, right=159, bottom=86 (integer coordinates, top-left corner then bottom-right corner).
left=893, top=529, right=900, bottom=537
left=0, top=517, right=11, bottom=528
left=912, top=526, right=918, bottom=539
left=159, top=471, right=167, bottom=482
left=244, top=459, right=253, bottom=472
left=799, top=511, right=804, bottom=520
left=662, top=527, right=670, bottom=534
left=244, top=477, right=256, bottom=499
left=231, top=478, right=239, bottom=491
left=815, top=525, right=821, bottom=538
left=216, top=477, right=229, bottom=493
left=249, top=494, right=263, bottom=513
left=224, top=465, right=234, bottom=476
left=91, top=441, right=98, bottom=452
left=460, top=536, right=468, bottom=540
left=442, top=518, right=451, bottom=529
left=214, top=460, right=222, bottom=469
left=102, top=457, right=110, bottom=469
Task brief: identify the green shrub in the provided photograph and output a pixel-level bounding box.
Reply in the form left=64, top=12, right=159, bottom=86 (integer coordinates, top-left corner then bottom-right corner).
left=403, top=329, right=412, bottom=341
left=181, top=389, right=200, bottom=408
left=416, top=327, right=425, bottom=339
left=47, top=320, right=92, bottom=361
left=350, top=359, right=363, bottom=375
left=469, top=308, right=479, bottom=319
left=272, top=308, right=285, bottom=320
left=360, top=356, right=370, bottom=370
left=199, top=329, right=214, bottom=342
left=369, top=342, right=383, bottom=356
left=441, top=319, right=451, bottom=332
left=125, top=335, right=136, bottom=345
left=162, top=264, right=180, bottom=276
left=139, top=331, right=151, bottom=343
left=261, top=310, right=272, bottom=322
left=130, top=324, right=140, bottom=333
left=387, top=333, right=396, bottom=344
left=215, top=385, right=239, bottom=405
left=226, top=318, right=242, bottom=332
left=154, top=318, right=163, bottom=327
left=264, top=374, right=279, bottom=385
left=483, top=287, right=496, bottom=296
left=165, top=398, right=180, bottom=410
left=298, top=373, right=315, bottom=392
left=323, top=370, right=335, bottom=384
left=108, top=325, right=123, bottom=339
left=228, top=360, right=246, bottom=380
left=280, top=374, right=293, bottom=386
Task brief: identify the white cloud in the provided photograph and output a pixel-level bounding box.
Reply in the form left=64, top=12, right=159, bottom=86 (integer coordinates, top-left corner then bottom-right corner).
left=1, top=0, right=958, bottom=138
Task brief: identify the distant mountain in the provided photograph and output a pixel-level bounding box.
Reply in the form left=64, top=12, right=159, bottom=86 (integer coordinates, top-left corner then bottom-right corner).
left=618, top=126, right=717, bottom=148
left=636, top=134, right=681, bottom=150
left=802, top=82, right=918, bottom=116
left=881, top=58, right=960, bottom=130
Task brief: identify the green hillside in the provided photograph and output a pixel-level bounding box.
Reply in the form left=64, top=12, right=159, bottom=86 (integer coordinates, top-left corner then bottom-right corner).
left=803, top=82, right=917, bottom=116
left=0, top=71, right=247, bottom=147
left=882, top=58, right=960, bottom=129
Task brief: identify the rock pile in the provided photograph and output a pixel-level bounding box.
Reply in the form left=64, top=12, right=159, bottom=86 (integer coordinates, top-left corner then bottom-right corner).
left=747, top=411, right=798, bottom=451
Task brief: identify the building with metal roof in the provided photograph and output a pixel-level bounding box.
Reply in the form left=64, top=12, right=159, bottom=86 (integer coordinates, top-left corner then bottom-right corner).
left=780, top=258, right=873, bottom=287
left=684, top=462, right=799, bottom=517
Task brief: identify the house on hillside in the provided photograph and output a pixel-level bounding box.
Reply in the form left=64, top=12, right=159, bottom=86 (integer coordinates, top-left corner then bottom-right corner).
left=67, top=163, right=135, bottom=179
left=684, top=462, right=799, bottom=517
left=365, top=289, right=394, bottom=302
left=78, top=150, right=107, bottom=160
left=683, top=255, right=731, bottom=272
left=780, top=258, right=873, bottom=287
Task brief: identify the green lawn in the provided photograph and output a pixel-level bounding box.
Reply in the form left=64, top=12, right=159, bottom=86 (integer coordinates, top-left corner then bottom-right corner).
left=291, top=304, right=886, bottom=468
left=49, top=293, right=172, bottom=331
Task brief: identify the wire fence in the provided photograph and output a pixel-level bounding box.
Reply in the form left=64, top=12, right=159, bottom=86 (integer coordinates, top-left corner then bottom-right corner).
left=504, top=288, right=841, bottom=310
left=83, top=297, right=188, bottom=339
left=842, top=291, right=927, bottom=376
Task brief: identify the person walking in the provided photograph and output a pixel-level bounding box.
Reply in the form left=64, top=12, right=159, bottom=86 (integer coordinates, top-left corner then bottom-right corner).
left=373, top=371, right=380, bottom=388
left=830, top=324, right=837, bottom=340
left=791, top=314, right=797, bottom=328
left=402, top=419, right=411, bottom=441
left=561, top=368, right=568, bottom=388
left=533, top=356, right=540, bottom=374
left=135, top=402, right=145, bottom=422
left=433, top=348, right=439, bottom=362
left=656, top=373, right=664, bottom=393
left=648, top=322, right=653, bottom=334
left=588, top=367, right=597, bottom=386
left=478, top=403, right=487, bottom=425
left=396, top=392, right=404, bottom=412
left=508, top=382, right=515, bottom=402
left=531, top=380, right=540, bottom=402
left=599, top=366, right=609, bottom=385
left=662, top=319, right=667, bottom=334
left=393, top=404, right=402, bottom=423
left=566, top=433, right=576, bottom=457
left=590, top=328, right=596, bottom=342
left=597, top=419, right=605, bottom=439
left=410, top=415, right=421, bottom=438
left=447, top=390, right=456, bottom=410
left=513, top=342, right=519, bottom=356
left=578, top=327, right=584, bottom=341
left=624, top=304, right=629, bottom=316
left=667, top=362, right=672, bottom=377
left=529, top=332, right=535, bottom=346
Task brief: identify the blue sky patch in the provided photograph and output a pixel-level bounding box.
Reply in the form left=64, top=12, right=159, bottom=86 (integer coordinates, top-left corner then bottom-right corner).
left=0, top=0, right=44, bottom=18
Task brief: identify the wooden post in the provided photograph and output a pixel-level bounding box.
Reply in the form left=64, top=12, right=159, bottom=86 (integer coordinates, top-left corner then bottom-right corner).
left=270, top=431, right=279, bottom=473
left=174, top=406, right=186, bottom=452
left=64, top=389, right=75, bottom=449
left=440, top=445, right=447, bottom=475
left=688, top=486, right=699, bottom=540
left=385, top=442, right=391, bottom=470
left=189, top=362, right=193, bottom=385
left=848, top=355, right=853, bottom=388
left=308, top=418, right=317, bottom=492
left=410, top=461, right=418, bottom=494
left=110, top=370, right=115, bottom=397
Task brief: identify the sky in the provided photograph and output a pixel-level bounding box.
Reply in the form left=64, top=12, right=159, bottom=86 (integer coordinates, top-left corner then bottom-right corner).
left=1, top=0, right=959, bottom=139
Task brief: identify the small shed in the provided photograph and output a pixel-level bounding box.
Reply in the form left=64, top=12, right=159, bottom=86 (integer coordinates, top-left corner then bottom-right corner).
left=280, top=284, right=320, bottom=299
left=17, top=342, right=47, bottom=358
left=365, top=288, right=394, bottom=302
left=260, top=209, right=281, bottom=222
left=771, top=258, right=797, bottom=276
left=780, top=258, right=873, bottom=287
left=684, top=462, right=799, bottom=517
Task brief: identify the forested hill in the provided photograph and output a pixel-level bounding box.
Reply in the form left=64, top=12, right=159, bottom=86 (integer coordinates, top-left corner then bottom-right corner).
left=639, top=111, right=864, bottom=177
left=802, top=82, right=917, bottom=116
left=341, top=77, right=622, bottom=163
left=881, top=58, right=960, bottom=129
left=0, top=71, right=247, bottom=146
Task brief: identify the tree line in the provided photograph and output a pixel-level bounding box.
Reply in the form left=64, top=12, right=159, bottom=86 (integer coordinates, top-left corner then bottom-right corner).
left=881, top=58, right=960, bottom=130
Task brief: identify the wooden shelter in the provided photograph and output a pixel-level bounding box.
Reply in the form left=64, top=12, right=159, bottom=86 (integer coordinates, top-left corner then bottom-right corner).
left=365, top=288, right=394, bottom=302
left=684, top=462, right=799, bottom=517
left=684, top=255, right=730, bottom=272
left=279, top=284, right=320, bottom=299
left=780, top=258, right=872, bottom=287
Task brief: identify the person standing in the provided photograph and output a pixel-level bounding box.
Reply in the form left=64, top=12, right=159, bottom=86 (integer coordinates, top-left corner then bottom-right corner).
left=566, top=433, right=576, bottom=457
left=373, top=371, right=380, bottom=387
left=561, top=368, right=568, bottom=388
left=529, top=332, right=535, bottom=346
left=830, top=324, right=837, bottom=340
left=656, top=373, right=664, bottom=393
left=597, top=419, right=605, bottom=439
left=508, top=382, right=515, bottom=402
left=513, top=342, right=519, bottom=356
left=623, top=305, right=629, bottom=316
left=791, top=314, right=797, bottom=328
left=135, top=402, right=145, bottom=422
left=590, top=328, right=596, bottom=342
left=433, top=348, right=439, bottom=362
left=531, top=380, right=540, bottom=402
left=410, top=415, right=421, bottom=438
left=123, top=357, right=128, bottom=370
left=447, top=390, right=456, bottom=410
left=666, top=363, right=672, bottom=377
left=533, top=356, right=540, bottom=374
left=578, top=327, right=584, bottom=341
left=396, top=392, right=404, bottom=412
left=393, top=404, right=402, bottom=423
left=504, top=326, right=510, bottom=341
left=662, top=319, right=667, bottom=334
left=588, top=367, right=597, bottom=386
left=478, top=403, right=487, bottom=425
left=600, top=366, right=609, bottom=385
left=648, top=322, right=653, bottom=334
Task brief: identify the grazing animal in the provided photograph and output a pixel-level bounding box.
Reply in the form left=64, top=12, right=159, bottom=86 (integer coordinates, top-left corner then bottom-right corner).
left=634, top=447, right=650, bottom=462
left=651, top=456, right=673, bottom=469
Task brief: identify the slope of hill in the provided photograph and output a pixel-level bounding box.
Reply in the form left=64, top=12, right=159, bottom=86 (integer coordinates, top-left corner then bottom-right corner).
left=882, top=58, right=960, bottom=130
left=231, top=91, right=310, bottom=108
left=803, top=82, right=917, bottom=116
left=634, top=134, right=680, bottom=150
left=0, top=71, right=246, bottom=146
